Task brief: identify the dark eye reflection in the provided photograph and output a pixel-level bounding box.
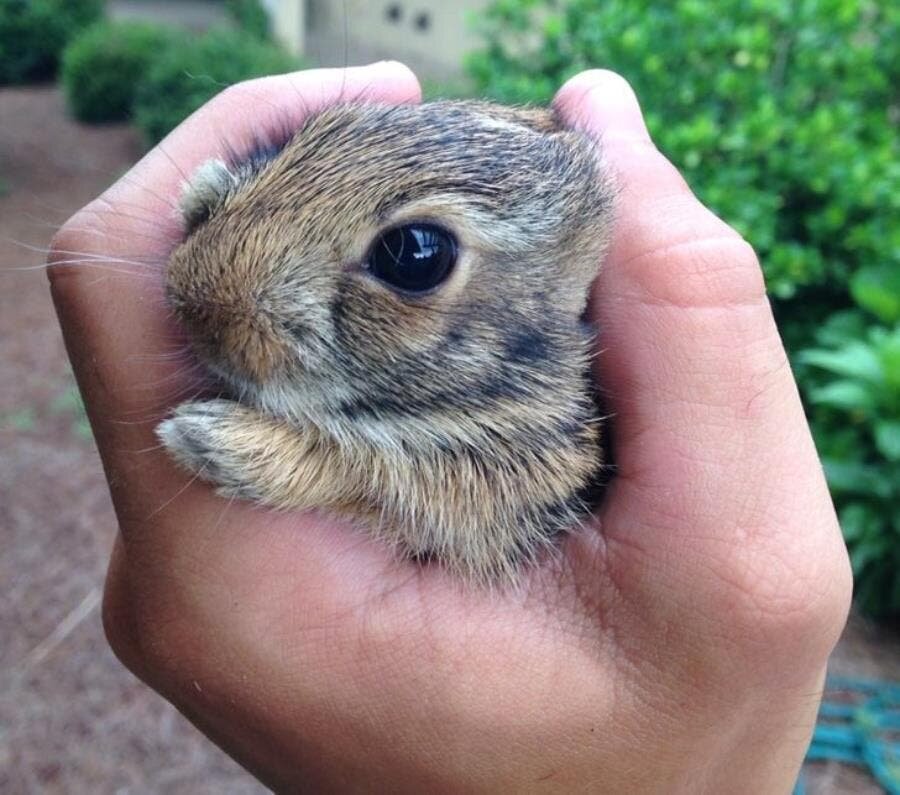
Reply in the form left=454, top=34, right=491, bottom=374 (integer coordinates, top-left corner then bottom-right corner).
left=366, top=222, right=458, bottom=293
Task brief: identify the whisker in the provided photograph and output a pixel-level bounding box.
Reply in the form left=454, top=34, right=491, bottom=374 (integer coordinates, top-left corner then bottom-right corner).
left=6, top=239, right=162, bottom=265
left=134, top=368, right=209, bottom=392
left=69, top=164, right=182, bottom=215
left=127, top=349, right=195, bottom=363
left=340, top=0, right=349, bottom=102
left=8, top=194, right=79, bottom=222
left=109, top=380, right=216, bottom=424
left=145, top=461, right=211, bottom=519
left=156, top=140, right=191, bottom=186
left=89, top=201, right=179, bottom=230
left=21, top=218, right=171, bottom=247
left=130, top=441, right=169, bottom=454
left=107, top=415, right=165, bottom=429
left=4, top=259, right=161, bottom=278
left=209, top=489, right=239, bottom=535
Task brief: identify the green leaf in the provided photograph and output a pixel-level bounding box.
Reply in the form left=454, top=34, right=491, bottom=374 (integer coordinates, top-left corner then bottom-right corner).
left=808, top=380, right=874, bottom=412
left=799, top=343, right=883, bottom=383
left=813, top=310, right=869, bottom=348
left=851, top=264, right=900, bottom=324
left=839, top=502, right=871, bottom=542
left=850, top=534, right=887, bottom=576
left=1, top=407, right=36, bottom=432
left=875, top=421, right=900, bottom=461
left=877, top=332, right=900, bottom=392
left=823, top=458, right=892, bottom=498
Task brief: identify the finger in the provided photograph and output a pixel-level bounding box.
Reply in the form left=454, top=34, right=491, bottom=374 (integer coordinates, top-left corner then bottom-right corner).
left=554, top=69, right=791, bottom=479
left=555, top=68, right=753, bottom=293
left=49, top=63, right=421, bottom=523
left=554, top=71, right=847, bottom=630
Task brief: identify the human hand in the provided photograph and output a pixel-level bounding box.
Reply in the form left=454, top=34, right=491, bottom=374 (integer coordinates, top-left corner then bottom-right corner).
left=50, top=63, right=851, bottom=792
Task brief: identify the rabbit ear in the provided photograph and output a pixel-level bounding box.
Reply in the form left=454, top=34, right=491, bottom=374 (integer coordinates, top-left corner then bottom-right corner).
left=179, top=159, right=237, bottom=234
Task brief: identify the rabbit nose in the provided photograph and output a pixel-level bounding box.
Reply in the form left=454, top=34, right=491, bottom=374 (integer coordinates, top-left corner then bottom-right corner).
left=174, top=298, right=288, bottom=385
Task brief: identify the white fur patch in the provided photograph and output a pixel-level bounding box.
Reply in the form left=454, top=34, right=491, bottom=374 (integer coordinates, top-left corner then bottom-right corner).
left=179, top=158, right=237, bottom=232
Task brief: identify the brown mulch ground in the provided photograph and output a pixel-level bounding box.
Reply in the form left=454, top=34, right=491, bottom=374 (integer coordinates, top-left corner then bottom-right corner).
left=0, top=87, right=896, bottom=794
left=0, top=86, right=264, bottom=795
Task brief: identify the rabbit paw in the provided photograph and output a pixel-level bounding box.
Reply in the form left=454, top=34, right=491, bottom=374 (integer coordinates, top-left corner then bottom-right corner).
left=156, top=399, right=263, bottom=500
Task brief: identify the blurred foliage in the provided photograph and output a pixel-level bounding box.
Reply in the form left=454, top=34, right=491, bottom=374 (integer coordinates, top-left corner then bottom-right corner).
left=422, top=80, right=474, bottom=101
left=61, top=21, right=183, bottom=123
left=1, top=407, right=37, bottom=433
left=51, top=2, right=296, bottom=143
left=800, top=315, right=900, bottom=615
left=225, top=0, right=271, bottom=40
left=0, top=0, right=104, bottom=84
left=468, top=0, right=899, bottom=301
left=50, top=382, right=92, bottom=441
left=132, top=26, right=299, bottom=145
left=1, top=376, right=91, bottom=440
left=468, top=0, right=900, bottom=616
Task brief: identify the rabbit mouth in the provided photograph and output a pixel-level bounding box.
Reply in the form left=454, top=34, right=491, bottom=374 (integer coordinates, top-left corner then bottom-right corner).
left=199, top=356, right=258, bottom=402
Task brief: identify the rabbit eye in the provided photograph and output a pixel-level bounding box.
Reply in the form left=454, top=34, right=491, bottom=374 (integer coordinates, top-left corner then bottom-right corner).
left=366, top=223, right=457, bottom=293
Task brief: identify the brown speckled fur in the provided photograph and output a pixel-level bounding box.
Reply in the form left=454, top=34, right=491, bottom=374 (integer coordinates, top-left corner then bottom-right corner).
left=157, top=100, right=615, bottom=582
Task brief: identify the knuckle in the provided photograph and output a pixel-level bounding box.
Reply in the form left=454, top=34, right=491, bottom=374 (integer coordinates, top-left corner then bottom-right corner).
left=47, top=199, right=110, bottom=291
left=707, top=534, right=851, bottom=665
left=100, top=570, right=146, bottom=679
left=120, top=597, right=194, bottom=683
left=47, top=214, right=88, bottom=285
left=101, top=548, right=201, bottom=686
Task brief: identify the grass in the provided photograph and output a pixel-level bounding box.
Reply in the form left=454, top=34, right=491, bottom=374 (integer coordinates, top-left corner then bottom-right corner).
left=2, top=378, right=92, bottom=441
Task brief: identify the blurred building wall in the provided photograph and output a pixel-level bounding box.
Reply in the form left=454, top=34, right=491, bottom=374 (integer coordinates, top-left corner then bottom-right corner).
left=270, top=0, right=487, bottom=80
left=110, top=0, right=228, bottom=29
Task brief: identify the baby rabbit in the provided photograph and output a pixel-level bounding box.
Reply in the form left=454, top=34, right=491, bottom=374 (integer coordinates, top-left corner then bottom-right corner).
left=157, top=100, right=615, bottom=582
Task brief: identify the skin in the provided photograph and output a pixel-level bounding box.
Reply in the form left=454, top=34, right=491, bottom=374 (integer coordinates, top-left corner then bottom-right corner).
left=49, top=62, right=851, bottom=793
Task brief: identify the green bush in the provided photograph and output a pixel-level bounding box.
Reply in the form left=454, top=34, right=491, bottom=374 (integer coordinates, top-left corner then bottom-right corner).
left=800, top=314, right=900, bottom=616
left=0, top=0, right=104, bottom=84
left=132, top=26, right=297, bottom=145
left=226, top=0, right=270, bottom=40
left=468, top=0, right=899, bottom=301
left=797, top=262, right=900, bottom=617
left=61, top=21, right=183, bottom=123
left=468, top=0, right=900, bottom=616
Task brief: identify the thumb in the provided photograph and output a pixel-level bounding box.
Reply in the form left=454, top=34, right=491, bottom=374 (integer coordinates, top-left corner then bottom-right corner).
left=554, top=69, right=786, bottom=489
left=554, top=71, right=847, bottom=637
